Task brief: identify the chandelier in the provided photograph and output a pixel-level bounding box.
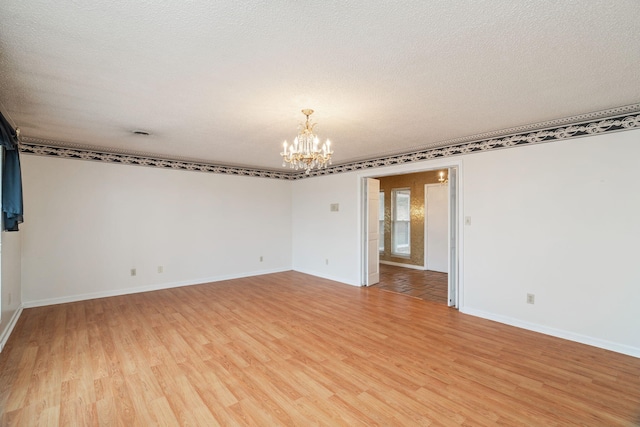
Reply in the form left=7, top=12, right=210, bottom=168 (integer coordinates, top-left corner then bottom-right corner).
left=281, top=109, right=333, bottom=174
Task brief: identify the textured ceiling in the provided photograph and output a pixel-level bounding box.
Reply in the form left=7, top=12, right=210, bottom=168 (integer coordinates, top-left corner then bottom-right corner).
left=1, top=1, right=639, bottom=171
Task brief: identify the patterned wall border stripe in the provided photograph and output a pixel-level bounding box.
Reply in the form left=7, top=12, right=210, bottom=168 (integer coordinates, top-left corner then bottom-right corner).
left=19, top=111, right=640, bottom=181
left=362, top=102, right=640, bottom=159
left=300, top=112, right=640, bottom=179
left=18, top=144, right=296, bottom=180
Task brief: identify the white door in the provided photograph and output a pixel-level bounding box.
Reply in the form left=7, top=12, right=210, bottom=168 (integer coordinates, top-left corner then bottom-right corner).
left=425, top=184, right=449, bottom=273
left=447, top=168, right=458, bottom=308
left=365, top=178, right=380, bottom=285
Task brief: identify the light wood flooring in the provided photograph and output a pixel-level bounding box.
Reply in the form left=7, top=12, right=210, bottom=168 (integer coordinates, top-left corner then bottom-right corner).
left=375, top=264, right=448, bottom=304
left=1, top=271, right=639, bottom=425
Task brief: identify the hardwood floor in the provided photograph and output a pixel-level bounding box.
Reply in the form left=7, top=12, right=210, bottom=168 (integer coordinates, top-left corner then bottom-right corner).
left=1, top=271, right=639, bottom=425
left=375, top=264, right=448, bottom=304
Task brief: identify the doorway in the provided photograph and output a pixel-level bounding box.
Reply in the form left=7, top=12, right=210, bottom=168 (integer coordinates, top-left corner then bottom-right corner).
left=362, top=166, right=460, bottom=308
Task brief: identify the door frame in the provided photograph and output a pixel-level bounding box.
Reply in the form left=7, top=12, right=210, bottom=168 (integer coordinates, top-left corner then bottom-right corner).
left=359, top=160, right=463, bottom=309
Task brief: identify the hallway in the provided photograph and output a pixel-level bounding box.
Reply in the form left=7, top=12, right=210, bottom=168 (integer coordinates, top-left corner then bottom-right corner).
left=373, top=264, right=448, bottom=304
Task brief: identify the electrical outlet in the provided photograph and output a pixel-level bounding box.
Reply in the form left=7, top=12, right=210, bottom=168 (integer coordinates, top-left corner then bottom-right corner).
left=465, top=216, right=471, bottom=226
left=131, top=268, right=137, bottom=276
left=260, top=256, right=263, bottom=262
left=326, top=259, right=329, bottom=265
left=526, top=293, right=535, bottom=304
left=330, top=203, right=339, bottom=212
left=157, top=266, right=163, bottom=273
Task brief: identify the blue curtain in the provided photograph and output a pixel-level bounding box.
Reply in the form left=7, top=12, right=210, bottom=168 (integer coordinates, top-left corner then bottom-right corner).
left=0, top=111, right=23, bottom=231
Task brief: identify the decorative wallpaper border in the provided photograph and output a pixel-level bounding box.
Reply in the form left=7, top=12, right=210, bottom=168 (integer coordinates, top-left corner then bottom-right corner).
left=18, top=144, right=296, bottom=180
left=303, top=112, right=640, bottom=179
left=19, top=108, right=640, bottom=180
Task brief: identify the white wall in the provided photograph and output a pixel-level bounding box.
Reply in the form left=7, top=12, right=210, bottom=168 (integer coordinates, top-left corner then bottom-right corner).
left=12, top=128, right=640, bottom=357
left=0, top=230, right=22, bottom=351
left=292, top=172, right=362, bottom=285
left=462, top=129, right=640, bottom=355
left=291, top=129, right=640, bottom=356
left=20, top=155, right=293, bottom=306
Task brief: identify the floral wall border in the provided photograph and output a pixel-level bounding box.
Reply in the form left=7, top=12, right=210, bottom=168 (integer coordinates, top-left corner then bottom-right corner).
left=19, top=111, right=640, bottom=181
left=302, top=112, right=640, bottom=179
left=18, top=143, right=295, bottom=180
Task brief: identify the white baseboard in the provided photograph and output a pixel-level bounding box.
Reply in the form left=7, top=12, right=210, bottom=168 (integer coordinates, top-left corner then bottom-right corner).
left=22, top=268, right=291, bottom=309
left=380, top=260, right=425, bottom=270
left=292, top=268, right=360, bottom=287
left=0, top=305, right=23, bottom=353
left=460, top=307, right=640, bottom=359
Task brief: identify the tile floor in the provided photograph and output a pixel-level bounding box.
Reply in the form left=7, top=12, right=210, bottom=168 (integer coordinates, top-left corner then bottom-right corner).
left=374, top=263, right=448, bottom=304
